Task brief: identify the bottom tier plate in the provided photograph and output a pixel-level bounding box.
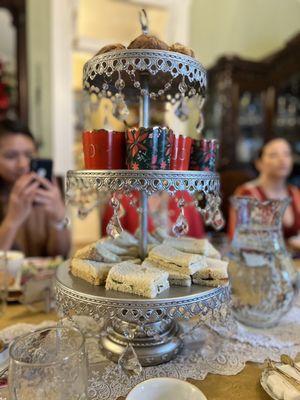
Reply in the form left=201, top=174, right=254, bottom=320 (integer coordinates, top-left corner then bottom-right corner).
left=56, top=263, right=230, bottom=366
left=56, top=263, right=229, bottom=313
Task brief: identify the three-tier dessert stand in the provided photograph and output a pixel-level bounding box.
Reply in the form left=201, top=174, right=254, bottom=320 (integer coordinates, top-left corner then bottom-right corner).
left=56, top=11, right=230, bottom=367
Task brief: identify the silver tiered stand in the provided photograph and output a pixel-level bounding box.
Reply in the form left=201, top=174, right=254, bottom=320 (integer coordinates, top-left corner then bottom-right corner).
left=56, top=23, right=230, bottom=366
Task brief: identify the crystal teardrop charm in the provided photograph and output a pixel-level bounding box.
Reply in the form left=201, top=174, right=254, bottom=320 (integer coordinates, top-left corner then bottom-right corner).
left=106, top=196, right=124, bottom=238
left=112, top=94, right=129, bottom=120
left=106, top=214, right=123, bottom=238
left=172, top=212, right=189, bottom=237
left=212, top=209, right=225, bottom=230
left=77, top=206, right=89, bottom=220
left=172, top=198, right=188, bottom=237
left=118, top=343, right=142, bottom=376
left=175, top=98, right=189, bottom=121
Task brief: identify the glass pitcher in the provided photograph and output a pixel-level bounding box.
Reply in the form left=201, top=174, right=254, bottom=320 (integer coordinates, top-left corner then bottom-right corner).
left=228, top=197, right=297, bottom=328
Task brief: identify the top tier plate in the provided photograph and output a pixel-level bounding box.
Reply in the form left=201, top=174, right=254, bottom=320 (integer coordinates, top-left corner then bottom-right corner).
left=83, top=49, right=207, bottom=101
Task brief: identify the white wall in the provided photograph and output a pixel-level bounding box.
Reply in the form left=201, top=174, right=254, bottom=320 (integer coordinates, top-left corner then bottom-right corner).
left=190, top=0, right=300, bottom=67
left=27, top=0, right=74, bottom=175
left=27, top=0, right=52, bottom=158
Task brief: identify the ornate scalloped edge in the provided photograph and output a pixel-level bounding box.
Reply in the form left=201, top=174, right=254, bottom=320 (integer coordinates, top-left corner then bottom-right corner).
left=66, top=170, right=220, bottom=196
left=56, top=279, right=230, bottom=323
left=83, top=49, right=207, bottom=98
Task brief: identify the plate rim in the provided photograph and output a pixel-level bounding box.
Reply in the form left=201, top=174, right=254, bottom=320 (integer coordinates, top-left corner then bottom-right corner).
left=126, top=377, right=207, bottom=400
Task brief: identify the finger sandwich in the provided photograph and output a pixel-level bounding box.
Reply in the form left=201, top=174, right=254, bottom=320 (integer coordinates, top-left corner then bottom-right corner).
left=74, top=241, right=121, bottom=263
left=70, top=258, right=114, bottom=285
left=101, top=240, right=139, bottom=258
left=192, top=258, right=228, bottom=287
left=149, top=244, right=207, bottom=275
left=70, top=258, right=141, bottom=286
left=163, top=237, right=221, bottom=259
left=105, top=261, right=169, bottom=298
left=113, top=230, right=139, bottom=247
left=142, top=259, right=191, bottom=287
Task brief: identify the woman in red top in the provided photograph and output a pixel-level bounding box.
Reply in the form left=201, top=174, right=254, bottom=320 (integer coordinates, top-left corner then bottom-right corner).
left=102, top=191, right=205, bottom=238
left=228, top=138, right=300, bottom=245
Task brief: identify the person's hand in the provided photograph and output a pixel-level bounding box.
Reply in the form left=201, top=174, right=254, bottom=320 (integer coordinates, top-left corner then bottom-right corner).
left=288, top=234, right=300, bottom=251
left=5, top=173, right=39, bottom=228
left=33, top=176, right=66, bottom=223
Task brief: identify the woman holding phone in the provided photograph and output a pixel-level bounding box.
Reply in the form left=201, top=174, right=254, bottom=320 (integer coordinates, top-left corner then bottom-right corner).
left=0, top=119, right=70, bottom=257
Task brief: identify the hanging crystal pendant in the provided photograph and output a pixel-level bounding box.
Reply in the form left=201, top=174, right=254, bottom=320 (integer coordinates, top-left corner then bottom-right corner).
left=89, top=93, right=100, bottom=113
left=203, top=209, right=213, bottom=226
left=211, top=209, right=225, bottom=230
left=128, top=192, right=138, bottom=207
left=118, top=343, right=142, bottom=376
left=178, top=78, right=188, bottom=94
left=106, top=196, right=123, bottom=238
left=196, top=112, right=204, bottom=134
left=106, top=213, right=123, bottom=238
left=77, top=205, right=89, bottom=220
left=175, top=97, right=189, bottom=121
left=172, top=198, right=189, bottom=237
left=112, top=93, right=129, bottom=120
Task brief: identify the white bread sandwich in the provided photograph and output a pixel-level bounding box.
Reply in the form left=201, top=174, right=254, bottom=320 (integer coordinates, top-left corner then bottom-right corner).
left=113, top=230, right=139, bottom=247
left=74, top=241, right=121, bottom=263
left=192, top=257, right=228, bottom=287
left=70, top=258, right=141, bottom=286
left=163, top=237, right=221, bottom=259
left=70, top=258, right=113, bottom=285
left=105, top=261, right=169, bottom=298
left=148, top=244, right=207, bottom=275
left=142, top=259, right=191, bottom=287
left=101, top=240, right=139, bottom=258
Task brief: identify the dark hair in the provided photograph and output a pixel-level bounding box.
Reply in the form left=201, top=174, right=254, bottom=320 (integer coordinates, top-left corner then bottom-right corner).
left=0, top=118, right=36, bottom=146
left=256, top=138, right=291, bottom=160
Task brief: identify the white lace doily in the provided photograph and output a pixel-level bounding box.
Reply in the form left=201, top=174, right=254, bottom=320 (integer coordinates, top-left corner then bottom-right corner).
left=210, top=293, right=300, bottom=349
left=1, top=295, right=300, bottom=400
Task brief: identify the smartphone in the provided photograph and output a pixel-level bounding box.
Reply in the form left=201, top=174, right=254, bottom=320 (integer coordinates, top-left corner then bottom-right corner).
left=30, top=158, right=53, bottom=181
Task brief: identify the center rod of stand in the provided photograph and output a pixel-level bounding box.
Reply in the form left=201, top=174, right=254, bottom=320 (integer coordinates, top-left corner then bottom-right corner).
left=139, top=191, right=148, bottom=260
left=139, top=75, right=150, bottom=260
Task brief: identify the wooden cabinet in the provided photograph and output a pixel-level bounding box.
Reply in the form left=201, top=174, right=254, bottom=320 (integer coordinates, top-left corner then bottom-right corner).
left=205, top=33, right=300, bottom=176
left=204, top=33, right=300, bottom=228
left=0, top=0, right=28, bottom=123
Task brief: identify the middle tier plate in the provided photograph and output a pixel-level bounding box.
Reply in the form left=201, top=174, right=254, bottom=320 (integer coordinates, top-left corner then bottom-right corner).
left=66, top=169, right=220, bottom=196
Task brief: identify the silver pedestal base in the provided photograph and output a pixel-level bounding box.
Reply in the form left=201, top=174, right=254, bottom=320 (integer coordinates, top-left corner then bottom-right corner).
left=100, top=319, right=183, bottom=366
left=56, top=264, right=230, bottom=366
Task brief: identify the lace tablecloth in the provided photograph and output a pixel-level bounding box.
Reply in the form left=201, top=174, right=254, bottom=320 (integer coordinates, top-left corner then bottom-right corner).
left=1, top=294, right=300, bottom=400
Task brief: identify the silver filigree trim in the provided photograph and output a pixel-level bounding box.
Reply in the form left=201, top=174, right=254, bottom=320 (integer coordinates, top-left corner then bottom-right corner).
left=56, top=265, right=230, bottom=324
left=66, top=170, right=220, bottom=196
left=83, top=49, right=206, bottom=100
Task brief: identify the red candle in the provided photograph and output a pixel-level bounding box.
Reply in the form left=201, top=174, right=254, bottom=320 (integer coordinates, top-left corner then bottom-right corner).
left=82, top=130, right=126, bottom=169
left=170, top=134, right=192, bottom=170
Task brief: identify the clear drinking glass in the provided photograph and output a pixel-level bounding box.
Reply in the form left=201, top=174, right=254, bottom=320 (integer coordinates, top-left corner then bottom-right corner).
left=0, top=253, right=8, bottom=316
left=8, top=326, right=88, bottom=400
left=228, top=197, right=297, bottom=328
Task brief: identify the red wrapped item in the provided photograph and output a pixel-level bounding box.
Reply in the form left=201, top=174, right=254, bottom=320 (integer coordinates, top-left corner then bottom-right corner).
left=170, top=134, right=192, bottom=170
left=82, top=129, right=126, bottom=169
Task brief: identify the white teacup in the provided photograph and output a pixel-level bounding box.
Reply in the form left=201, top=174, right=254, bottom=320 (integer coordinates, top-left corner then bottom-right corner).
left=0, top=251, right=24, bottom=278
left=126, top=378, right=207, bottom=400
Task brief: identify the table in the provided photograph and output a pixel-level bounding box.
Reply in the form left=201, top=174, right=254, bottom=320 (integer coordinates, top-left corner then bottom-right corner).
left=2, top=259, right=299, bottom=399
left=0, top=303, right=269, bottom=399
